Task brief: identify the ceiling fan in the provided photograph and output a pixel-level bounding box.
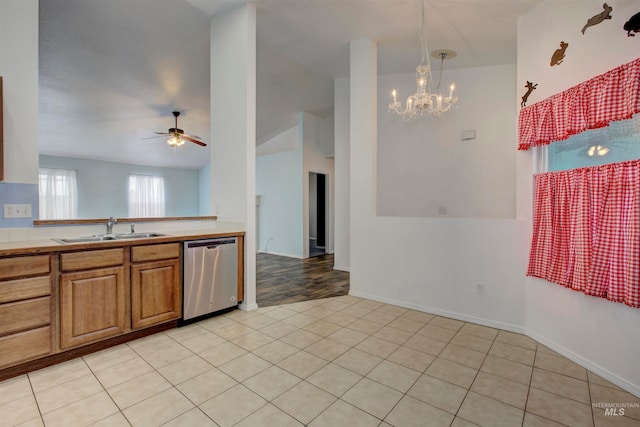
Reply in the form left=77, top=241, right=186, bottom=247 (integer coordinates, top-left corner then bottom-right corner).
left=146, top=111, right=207, bottom=147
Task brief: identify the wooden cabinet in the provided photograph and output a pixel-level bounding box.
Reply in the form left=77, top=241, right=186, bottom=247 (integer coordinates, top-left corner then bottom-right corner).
left=0, top=255, right=53, bottom=368
left=131, top=243, right=181, bottom=330
left=0, top=232, right=243, bottom=378
left=59, top=249, right=126, bottom=349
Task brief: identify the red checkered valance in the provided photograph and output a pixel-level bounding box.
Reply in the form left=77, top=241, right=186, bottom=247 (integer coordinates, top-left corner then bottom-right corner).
left=527, top=159, right=640, bottom=307
left=518, top=57, right=640, bottom=150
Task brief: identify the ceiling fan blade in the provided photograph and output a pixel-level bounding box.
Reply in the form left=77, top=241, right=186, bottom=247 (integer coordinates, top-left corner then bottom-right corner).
left=183, top=135, right=207, bottom=147
left=142, top=135, right=168, bottom=140
left=184, top=133, right=202, bottom=140
left=154, top=132, right=171, bottom=135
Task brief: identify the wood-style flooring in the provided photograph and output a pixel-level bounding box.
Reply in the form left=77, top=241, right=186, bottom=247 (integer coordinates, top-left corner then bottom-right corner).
left=256, top=253, right=349, bottom=306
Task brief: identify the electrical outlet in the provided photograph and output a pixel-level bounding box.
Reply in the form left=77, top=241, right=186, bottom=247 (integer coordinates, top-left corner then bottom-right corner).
left=438, top=206, right=447, bottom=215
left=476, top=283, right=485, bottom=296
left=4, top=204, right=33, bottom=218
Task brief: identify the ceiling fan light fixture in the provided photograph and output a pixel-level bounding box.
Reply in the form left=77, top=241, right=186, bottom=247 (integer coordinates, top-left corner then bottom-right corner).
left=167, top=134, right=185, bottom=147
left=145, top=111, right=207, bottom=147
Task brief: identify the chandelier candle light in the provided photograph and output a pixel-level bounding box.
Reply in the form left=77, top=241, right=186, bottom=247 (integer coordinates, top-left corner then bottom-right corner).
left=389, top=0, right=458, bottom=119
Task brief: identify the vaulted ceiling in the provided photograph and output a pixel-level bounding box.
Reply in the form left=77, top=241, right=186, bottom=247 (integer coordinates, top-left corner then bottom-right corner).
left=39, top=0, right=541, bottom=169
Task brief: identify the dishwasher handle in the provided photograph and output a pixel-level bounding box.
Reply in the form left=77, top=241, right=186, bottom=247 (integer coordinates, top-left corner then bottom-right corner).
left=186, top=238, right=237, bottom=249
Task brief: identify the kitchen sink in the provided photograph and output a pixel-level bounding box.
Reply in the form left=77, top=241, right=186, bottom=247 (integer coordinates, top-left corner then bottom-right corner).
left=54, top=232, right=165, bottom=244
left=113, top=232, right=165, bottom=239
left=55, top=236, right=116, bottom=243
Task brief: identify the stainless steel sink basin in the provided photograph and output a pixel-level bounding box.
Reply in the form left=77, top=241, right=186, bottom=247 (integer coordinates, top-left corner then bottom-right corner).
left=54, top=232, right=165, bottom=244
left=54, top=235, right=116, bottom=244
left=113, top=233, right=165, bottom=239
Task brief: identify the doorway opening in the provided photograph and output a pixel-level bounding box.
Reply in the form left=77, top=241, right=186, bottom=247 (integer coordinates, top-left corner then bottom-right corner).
left=309, top=172, right=326, bottom=257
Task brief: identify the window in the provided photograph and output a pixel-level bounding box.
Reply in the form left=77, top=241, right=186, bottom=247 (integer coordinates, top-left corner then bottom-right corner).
left=128, top=175, right=165, bottom=217
left=521, top=58, right=640, bottom=307
left=548, top=114, right=640, bottom=172
left=38, top=168, right=78, bottom=219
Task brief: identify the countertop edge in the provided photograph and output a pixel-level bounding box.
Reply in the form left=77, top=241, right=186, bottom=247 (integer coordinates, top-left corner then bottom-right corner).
left=0, top=230, right=246, bottom=256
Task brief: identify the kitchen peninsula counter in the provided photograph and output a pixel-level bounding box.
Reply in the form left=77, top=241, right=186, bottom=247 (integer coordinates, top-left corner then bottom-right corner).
left=0, top=228, right=245, bottom=256
left=0, top=223, right=245, bottom=381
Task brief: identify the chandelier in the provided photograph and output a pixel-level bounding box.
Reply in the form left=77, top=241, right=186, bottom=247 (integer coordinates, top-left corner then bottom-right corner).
left=389, top=0, right=458, bottom=119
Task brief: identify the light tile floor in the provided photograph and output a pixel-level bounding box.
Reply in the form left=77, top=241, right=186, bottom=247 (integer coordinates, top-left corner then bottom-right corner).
left=1, top=296, right=639, bottom=426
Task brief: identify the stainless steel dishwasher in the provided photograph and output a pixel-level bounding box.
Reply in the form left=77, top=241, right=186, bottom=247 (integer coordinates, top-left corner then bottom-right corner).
left=183, top=237, right=238, bottom=321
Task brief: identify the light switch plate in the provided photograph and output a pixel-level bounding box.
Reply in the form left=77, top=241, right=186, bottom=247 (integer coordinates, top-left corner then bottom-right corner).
left=4, top=204, right=33, bottom=218
left=461, top=130, right=476, bottom=141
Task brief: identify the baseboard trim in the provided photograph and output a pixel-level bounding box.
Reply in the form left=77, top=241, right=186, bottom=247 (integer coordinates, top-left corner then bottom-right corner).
left=526, top=330, right=640, bottom=397
left=239, top=302, right=259, bottom=311
left=256, top=250, right=304, bottom=259
left=348, top=290, right=525, bottom=335
left=348, top=289, right=639, bottom=397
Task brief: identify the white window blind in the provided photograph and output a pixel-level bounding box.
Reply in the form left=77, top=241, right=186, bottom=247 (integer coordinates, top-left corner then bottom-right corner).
left=38, top=168, right=78, bottom=219
left=128, top=175, right=165, bottom=217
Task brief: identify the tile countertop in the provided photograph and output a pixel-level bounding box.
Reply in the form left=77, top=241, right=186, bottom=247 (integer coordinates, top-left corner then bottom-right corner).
left=0, top=224, right=245, bottom=257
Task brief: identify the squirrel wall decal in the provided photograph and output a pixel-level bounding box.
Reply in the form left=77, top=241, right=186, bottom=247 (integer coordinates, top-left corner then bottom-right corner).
left=550, top=41, right=568, bottom=66
left=624, top=11, right=640, bottom=37
left=521, top=81, right=538, bottom=108
left=582, top=3, right=613, bottom=34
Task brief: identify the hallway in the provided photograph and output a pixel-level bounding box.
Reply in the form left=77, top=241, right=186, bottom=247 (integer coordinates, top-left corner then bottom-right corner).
left=256, top=253, right=349, bottom=307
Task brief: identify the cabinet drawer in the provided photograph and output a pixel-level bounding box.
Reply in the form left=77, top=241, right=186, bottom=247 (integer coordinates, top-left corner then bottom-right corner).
left=61, top=248, right=124, bottom=271
left=0, top=297, right=51, bottom=336
left=0, top=326, right=51, bottom=369
left=0, top=255, right=50, bottom=280
left=0, top=276, right=51, bottom=304
left=132, top=243, right=180, bottom=262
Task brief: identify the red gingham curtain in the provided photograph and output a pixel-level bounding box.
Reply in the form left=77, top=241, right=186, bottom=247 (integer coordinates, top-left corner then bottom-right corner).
left=527, top=159, right=640, bottom=307
left=518, top=57, right=640, bottom=150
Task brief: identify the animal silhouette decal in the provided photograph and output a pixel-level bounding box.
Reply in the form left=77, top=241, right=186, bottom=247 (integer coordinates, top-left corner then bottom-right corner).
left=624, top=11, right=640, bottom=37
left=582, top=3, right=613, bottom=34
left=550, top=41, right=569, bottom=66
left=521, top=81, right=538, bottom=108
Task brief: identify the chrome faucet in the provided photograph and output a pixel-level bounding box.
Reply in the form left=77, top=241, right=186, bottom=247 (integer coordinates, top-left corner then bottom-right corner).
left=106, top=217, right=117, bottom=234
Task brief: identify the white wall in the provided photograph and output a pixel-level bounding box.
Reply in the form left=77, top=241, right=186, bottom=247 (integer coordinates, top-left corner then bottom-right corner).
left=318, top=114, right=335, bottom=158
left=519, top=0, right=640, bottom=395
left=334, top=78, right=350, bottom=271
left=377, top=65, right=516, bottom=219
left=256, top=135, right=304, bottom=257
left=0, top=0, right=39, bottom=185
left=301, top=112, right=335, bottom=258
left=256, top=126, right=298, bottom=156
left=348, top=42, right=528, bottom=331
left=256, top=112, right=335, bottom=258
left=198, top=164, right=211, bottom=216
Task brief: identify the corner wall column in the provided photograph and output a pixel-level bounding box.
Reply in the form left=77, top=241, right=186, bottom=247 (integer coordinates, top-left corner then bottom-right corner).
left=210, top=4, right=257, bottom=310
left=349, top=39, right=377, bottom=291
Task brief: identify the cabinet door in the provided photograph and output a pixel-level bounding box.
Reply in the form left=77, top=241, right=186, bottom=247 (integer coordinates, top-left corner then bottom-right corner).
left=131, top=259, right=181, bottom=330
left=60, top=266, right=126, bottom=349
